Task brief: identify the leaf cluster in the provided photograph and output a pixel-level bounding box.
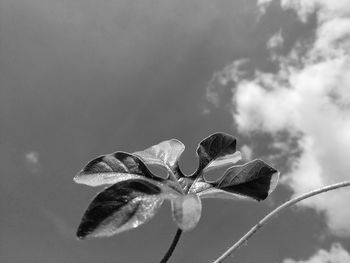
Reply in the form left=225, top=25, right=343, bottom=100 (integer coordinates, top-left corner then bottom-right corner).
left=74, top=133, right=279, bottom=239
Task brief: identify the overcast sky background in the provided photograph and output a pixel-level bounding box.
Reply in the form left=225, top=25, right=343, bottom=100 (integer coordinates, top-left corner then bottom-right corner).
left=1, top=0, right=350, bottom=262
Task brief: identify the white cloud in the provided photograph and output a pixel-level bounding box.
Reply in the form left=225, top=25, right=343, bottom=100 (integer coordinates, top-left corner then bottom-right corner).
left=283, top=243, right=350, bottom=263
left=241, top=144, right=253, bottom=161
left=233, top=79, right=299, bottom=134
left=25, top=151, right=40, bottom=174
left=258, top=0, right=274, bottom=14
left=259, top=0, right=350, bottom=22
left=210, top=0, right=350, bottom=236
left=280, top=0, right=350, bottom=22
left=267, top=30, right=284, bottom=50
left=25, top=151, right=39, bottom=165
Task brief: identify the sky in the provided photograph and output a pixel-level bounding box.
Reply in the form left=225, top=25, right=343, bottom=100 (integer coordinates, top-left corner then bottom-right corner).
left=1, top=0, right=350, bottom=262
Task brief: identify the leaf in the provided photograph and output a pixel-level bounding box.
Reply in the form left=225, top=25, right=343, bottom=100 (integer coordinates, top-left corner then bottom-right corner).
left=74, top=152, right=163, bottom=187
left=189, top=181, right=244, bottom=200
left=171, top=194, right=202, bottom=231
left=204, top=151, right=242, bottom=172
left=197, top=188, right=244, bottom=200
left=77, top=179, right=165, bottom=239
left=196, top=133, right=241, bottom=174
left=212, top=159, right=279, bottom=201
left=134, top=139, right=185, bottom=174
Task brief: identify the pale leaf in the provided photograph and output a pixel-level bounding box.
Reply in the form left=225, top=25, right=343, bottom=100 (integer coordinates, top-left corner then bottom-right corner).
left=134, top=139, right=185, bottom=173
left=171, top=194, right=202, bottom=231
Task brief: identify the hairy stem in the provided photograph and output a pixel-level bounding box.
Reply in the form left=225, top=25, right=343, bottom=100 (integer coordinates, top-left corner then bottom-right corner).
left=213, top=181, right=350, bottom=263
left=159, top=228, right=183, bottom=263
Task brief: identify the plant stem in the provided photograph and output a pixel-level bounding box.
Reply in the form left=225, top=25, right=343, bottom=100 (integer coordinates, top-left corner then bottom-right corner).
left=159, top=228, right=183, bottom=263
left=213, top=180, right=350, bottom=263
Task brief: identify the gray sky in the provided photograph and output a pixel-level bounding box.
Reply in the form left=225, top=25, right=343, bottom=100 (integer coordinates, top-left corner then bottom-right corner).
left=1, top=0, right=350, bottom=262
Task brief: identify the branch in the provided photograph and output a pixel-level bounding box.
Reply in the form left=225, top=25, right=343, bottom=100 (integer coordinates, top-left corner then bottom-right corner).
left=159, top=228, right=183, bottom=263
left=213, top=180, right=350, bottom=263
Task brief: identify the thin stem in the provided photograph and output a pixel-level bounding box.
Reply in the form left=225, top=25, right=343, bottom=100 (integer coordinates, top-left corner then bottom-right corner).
left=167, top=166, right=179, bottom=183
left=159, top=228, right=183, bottom=263
left=213, top=180, right=350, bottom=263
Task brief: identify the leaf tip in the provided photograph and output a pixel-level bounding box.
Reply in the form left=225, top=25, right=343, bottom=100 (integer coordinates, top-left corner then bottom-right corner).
left=73, top=170, right=94, bottom=186
left=73, top=172, right=82, bottom=183
left=76, top=227, right=88, bottom=240
left=76, top=234, right=85, bottom=240
left=268, top=170, right=280, bottom=195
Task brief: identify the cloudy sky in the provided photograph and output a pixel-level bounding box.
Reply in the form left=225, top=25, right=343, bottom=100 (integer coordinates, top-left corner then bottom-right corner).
left=1, top=0, right=350, bottom=262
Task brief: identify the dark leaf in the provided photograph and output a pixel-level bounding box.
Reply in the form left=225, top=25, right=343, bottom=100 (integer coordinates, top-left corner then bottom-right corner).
left=213, top=159, right=279, bottom=201
left=74, top=152, right=163, bottom=187
left=77, top=179, right=165, bottom=239
left=196, top=133, right=240, bottom=174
